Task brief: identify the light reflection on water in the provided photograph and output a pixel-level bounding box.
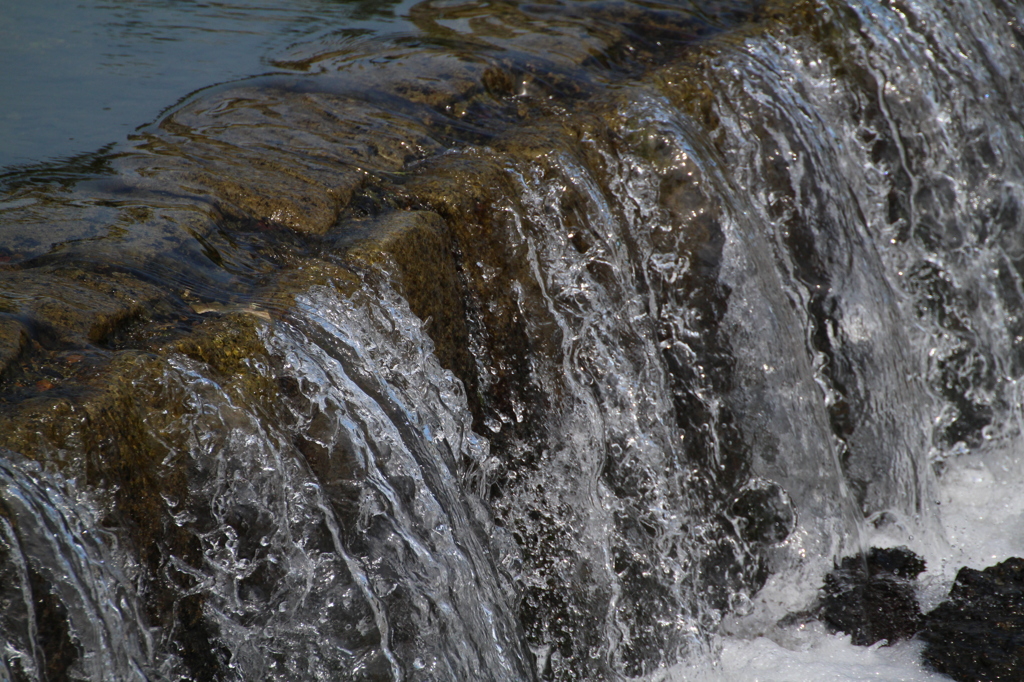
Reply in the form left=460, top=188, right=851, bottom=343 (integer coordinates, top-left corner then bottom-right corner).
left=0, top=0, right=415, bottom=170
left=0, top=0, right=1022, bottom=677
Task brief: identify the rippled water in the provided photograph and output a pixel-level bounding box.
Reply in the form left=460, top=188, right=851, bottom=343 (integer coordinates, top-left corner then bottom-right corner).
left=0, top=0, right=416, bottom=169
left=1, top=0, right=1023, bottom=679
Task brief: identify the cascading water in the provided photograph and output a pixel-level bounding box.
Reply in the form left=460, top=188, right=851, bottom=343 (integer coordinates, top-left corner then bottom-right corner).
left=1, top=0, right=1023, bottom=679
left=0, top=453, right=155, bottom=680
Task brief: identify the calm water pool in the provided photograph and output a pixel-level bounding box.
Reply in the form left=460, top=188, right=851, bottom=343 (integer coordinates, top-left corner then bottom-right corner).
left=0, top=0, right=417, bottom=171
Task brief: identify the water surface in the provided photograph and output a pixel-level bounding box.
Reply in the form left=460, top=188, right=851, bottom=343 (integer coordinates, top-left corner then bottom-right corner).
left=0, top=0, right=415, bottom=170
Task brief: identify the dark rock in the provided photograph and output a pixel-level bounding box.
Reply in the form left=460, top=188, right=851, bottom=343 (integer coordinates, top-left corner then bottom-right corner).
left=820, top=546, right=925, bottom=646
left=728, top=480, right=797, bottom=545
left=920, top=557, right=1024, bottom=681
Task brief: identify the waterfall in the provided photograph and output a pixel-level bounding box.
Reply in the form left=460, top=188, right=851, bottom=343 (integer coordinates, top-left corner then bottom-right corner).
left=0, top=453, right=155, bottom=680
left=1, top=0, right=1023, bottom=679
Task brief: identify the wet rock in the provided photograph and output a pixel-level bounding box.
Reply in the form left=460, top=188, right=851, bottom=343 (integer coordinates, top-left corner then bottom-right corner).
left=920, top=557, right=1024, bottom=681
left=729, top=480, right=797, bottom=545
left=0, top=318, right=28, bottom=381
left=333, top=210, right=475, bottom=405
left=0, top=266, right=170, bottom=348
left=820, top=546, right=925, bottom=646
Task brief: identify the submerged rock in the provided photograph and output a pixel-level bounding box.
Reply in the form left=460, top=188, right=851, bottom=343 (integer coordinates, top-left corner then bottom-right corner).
left=920, top=557, right=1024, bottom=681
left=819, top=546, right=925, bottom=646
left=728, top=480, right=797, bottom=546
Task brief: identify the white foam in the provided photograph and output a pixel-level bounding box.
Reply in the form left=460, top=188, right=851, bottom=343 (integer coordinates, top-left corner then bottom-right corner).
left=718, top=633, right=948, bottom=681
left=931, top=452, right=1024, bottom=574
left=710, top=448, right=1024, bottom=680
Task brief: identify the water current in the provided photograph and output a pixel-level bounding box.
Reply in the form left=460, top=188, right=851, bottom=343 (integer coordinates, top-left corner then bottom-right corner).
left=1, top=0, right=1023, bottom=680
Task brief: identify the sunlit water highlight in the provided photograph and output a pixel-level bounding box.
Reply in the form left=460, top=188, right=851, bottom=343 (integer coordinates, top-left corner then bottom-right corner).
left=1, top=0, right=1024, bottom=679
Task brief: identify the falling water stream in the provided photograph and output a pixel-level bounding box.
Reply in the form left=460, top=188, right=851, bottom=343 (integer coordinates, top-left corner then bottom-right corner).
left=1, top=0, right=1023, bottom=680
